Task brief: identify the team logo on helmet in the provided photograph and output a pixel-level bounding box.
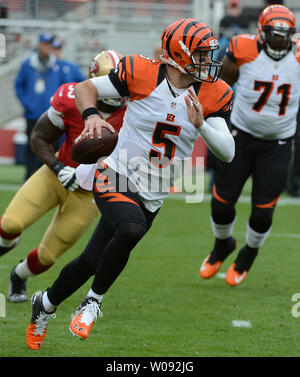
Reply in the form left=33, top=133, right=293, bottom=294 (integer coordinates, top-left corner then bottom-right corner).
left=88, top=60, right=99, bottom=75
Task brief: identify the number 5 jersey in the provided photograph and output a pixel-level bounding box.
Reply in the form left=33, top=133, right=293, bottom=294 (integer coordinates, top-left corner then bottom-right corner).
left=84, top=54, right=234, bottom=211
left=227, top=34, right=300, bottom=140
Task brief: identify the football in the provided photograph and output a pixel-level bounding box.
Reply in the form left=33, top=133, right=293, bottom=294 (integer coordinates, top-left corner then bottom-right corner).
left=71, top=128, right=118, bottom=164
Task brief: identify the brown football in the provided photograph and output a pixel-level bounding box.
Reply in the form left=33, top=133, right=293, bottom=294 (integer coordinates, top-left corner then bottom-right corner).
left=71, top=128, right=118, bottom=164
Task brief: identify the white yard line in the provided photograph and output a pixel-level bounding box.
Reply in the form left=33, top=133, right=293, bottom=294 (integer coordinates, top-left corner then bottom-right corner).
left=231, top=320, right=252, bottom=328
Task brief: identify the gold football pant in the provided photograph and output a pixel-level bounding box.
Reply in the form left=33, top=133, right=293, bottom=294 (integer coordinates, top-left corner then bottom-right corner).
left=1, top=164, right=99, bottom=266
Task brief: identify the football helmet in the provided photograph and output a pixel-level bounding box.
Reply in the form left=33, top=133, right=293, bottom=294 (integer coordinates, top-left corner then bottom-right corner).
left=160, top=18, right=222, bottom=83
left=258, top=4, right=296, bottom=61
left=88, top=50, right=123, bottom=107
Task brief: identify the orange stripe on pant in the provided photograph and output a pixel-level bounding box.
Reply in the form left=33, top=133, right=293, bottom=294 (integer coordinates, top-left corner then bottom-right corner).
left=255, top=195, right=280, bottom=208
left=99, top=192, right=140, bottom=206
left=212, top=184, right=230, bottom=204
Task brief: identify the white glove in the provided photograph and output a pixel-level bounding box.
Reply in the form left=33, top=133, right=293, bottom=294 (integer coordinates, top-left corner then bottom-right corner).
left=57, top=166, right=80, bottom=191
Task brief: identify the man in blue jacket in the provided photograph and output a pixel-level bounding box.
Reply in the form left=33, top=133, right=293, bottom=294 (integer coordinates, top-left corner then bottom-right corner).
left=51, top=39, right=86, bottom=83
left=15, top=32, right=70, bottom=180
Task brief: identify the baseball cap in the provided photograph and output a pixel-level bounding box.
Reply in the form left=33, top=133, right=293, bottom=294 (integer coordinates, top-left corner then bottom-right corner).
left=51, top=39, right=62, bottom=49
left=38, top=32, right=54, bottom=43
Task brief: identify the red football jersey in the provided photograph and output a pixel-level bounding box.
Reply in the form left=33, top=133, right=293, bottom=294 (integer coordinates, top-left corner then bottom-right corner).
left=50, top=82, right=126, bottom=167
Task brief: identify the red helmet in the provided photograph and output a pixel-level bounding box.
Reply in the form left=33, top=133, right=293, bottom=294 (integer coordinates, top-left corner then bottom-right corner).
left=161, top=18, right=222, bottom=83
left=257, top=4, right=296, bottom=60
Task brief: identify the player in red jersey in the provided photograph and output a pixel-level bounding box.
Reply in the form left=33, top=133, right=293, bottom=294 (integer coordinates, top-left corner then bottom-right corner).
left=0, top=50, right=126, bottom=303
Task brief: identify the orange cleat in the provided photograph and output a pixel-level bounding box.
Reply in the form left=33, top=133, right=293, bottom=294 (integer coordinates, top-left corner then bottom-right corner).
left=225, top=263, right=248, bottom=286
left=26, top=291, right=56, bottom=350
left=200, top=237, right=237, bottom=279
left=69, top=297, right=102, bottom=339
left=200, top=256, right=222, bottom=279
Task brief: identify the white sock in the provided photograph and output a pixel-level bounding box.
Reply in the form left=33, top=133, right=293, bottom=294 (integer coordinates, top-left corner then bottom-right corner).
left=87, top=289, right=103, bottom=304
left=210, top=216, right=236, bottom=240
left=15, top=259, right=34, bottom=280
left=246, top=223, right=271, bottom=248
left=0, top=236, right=18, bottom=248
left=42, top=292, right=56, bottom=313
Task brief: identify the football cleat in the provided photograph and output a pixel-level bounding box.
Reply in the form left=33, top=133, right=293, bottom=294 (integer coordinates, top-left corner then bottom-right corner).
left=225, top=246, right=258, bottom=286
left=69, top=297, right=102, bottom=340
left=26, top=291, right=56, bottom=350
left=200, top=256, right=222, bottom=279
left=8, top=266, right=28, bottom=302
left=0, top=237, right=20, bottom=257
left=226, top=263, right=248, bottom=286
left=200, top=237, right=237, bottom=279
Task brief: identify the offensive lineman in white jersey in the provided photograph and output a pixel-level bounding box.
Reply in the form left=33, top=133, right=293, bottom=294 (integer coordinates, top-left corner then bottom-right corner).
left=200, top=4, right=299, bottom=286
left=25, top=18, right=235, bottom=349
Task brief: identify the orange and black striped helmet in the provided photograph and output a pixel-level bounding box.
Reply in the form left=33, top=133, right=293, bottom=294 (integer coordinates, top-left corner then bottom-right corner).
left=257, top=4, right=296, bottom=60
left=160, top=18, right=222, bottom=83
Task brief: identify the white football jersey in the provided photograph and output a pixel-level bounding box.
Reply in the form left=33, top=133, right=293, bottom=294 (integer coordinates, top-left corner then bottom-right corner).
left=104, top=55, right=233, bottom=210
left=78, top=55, right=234, bottom=211
left=227, top=34, right=300, bottom=140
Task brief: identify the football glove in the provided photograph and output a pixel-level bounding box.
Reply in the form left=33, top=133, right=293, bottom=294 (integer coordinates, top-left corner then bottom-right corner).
left=51, top=160, right=80, bottom=191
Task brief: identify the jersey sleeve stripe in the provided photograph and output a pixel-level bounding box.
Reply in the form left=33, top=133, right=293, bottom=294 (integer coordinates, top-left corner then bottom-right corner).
left=108, top=58, right=130, bottom=97
left=129, top=56, right=134, bottom=80
left=217, top=87, right=232, bottom=104
left=219, top=96, right=233, bottom=112
left=156, top=64, right=167, bottom=87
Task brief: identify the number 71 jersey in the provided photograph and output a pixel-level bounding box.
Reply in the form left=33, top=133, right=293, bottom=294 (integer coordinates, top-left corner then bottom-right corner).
left=228, top=34, right=300, bottom=140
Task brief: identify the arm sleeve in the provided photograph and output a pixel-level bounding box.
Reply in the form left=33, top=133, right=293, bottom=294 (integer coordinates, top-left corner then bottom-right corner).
left=90, top=75, right=123, bottom=98
left=47, top=106, right=65, bottom=130
left=197, top=117, right=235, bottom=163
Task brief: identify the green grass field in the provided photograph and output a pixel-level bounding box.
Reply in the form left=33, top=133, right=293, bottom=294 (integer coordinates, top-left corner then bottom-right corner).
left=1, top=165, right=300, bottom=357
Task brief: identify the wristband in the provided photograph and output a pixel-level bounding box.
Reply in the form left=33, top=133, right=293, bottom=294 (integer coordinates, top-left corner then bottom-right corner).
left=51, top=159, right=64, bottom=175
left=82, top=107, right=99, bottom=120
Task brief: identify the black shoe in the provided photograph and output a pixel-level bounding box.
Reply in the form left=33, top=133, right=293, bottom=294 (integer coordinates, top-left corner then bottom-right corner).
left=0, top=237, right=20, bottom=257
left=26, top=290, right=56, bottom=350
left=8, top=266, right=28, bottom=302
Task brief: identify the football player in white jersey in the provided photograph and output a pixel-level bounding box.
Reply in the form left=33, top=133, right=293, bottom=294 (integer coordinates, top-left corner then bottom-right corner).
left=200, top=4, right=299, bottom=286
left=25, top=18, right=235, bottom=349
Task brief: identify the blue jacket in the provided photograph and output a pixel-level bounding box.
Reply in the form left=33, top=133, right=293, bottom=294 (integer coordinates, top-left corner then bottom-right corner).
left=15, top=51, right=70, bottom=120
left=59, top=60, right=86, bottom=83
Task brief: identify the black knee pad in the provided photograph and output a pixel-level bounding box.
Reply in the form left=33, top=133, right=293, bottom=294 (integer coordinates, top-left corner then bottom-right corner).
left=116, top=221, right=147, bottom=246
left=211, top=197, right=236, bottom=225
left=249, top=206, right=274, bottom=233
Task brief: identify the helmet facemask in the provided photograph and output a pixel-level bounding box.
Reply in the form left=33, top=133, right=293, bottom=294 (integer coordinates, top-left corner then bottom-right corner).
left=188, top=46, right=222, bottom=83
left=262, top=25, right=295, bottom=60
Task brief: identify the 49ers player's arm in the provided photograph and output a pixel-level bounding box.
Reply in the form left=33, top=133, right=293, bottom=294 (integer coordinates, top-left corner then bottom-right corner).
left=220, top=56, right=239, bottom=87
left=74, top=78, right=115, bottom=139
left=31, top=108, right=79, bottom=192
left=31, top=112, right=64, bottom=167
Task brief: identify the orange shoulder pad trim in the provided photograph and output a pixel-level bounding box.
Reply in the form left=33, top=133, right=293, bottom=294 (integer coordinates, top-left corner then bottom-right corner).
left=122, top=55, right=161, bottom=101
left=229, top=34, right=259, bottom=67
